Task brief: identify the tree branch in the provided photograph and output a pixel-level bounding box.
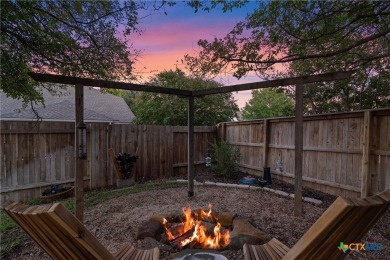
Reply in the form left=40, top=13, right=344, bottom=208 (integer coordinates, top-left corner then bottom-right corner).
left=28, top=5, right=99, bottom=47
left=224, top=28, right=390, bottom=65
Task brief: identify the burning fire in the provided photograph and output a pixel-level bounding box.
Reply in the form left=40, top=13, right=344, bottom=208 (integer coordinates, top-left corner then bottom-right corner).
left=163, top=204, right=230, bottom=250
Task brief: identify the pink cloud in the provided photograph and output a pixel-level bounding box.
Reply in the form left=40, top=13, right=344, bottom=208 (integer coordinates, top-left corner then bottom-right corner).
left=130, top=6, right=257, bottom=108
left=132, top=17, right=239, bottom=74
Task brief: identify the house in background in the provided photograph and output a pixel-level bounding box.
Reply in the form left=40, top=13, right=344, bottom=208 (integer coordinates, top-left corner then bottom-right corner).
left=0, top=85, right=134, bottom=122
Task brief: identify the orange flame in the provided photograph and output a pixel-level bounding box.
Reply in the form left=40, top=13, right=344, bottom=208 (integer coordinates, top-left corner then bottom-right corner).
left=163, top=204, right=230, bottom=249
left=163, top=218, right=176, bottom=240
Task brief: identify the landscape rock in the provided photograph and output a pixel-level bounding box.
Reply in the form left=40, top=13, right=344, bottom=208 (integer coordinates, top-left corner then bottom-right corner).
left=229, top=219, right=271, bottom=250
left=136, top=220, right=163, bottom=240
left=216, top=212, right=237, bottom=228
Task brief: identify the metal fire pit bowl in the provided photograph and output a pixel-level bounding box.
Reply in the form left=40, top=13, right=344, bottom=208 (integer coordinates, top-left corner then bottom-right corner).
left=171, top=249, right=228, bottom=260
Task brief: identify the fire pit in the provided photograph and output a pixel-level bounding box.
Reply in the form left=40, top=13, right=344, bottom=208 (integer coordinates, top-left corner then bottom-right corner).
left=137, top=203, right=271, bottom=257
left=161, top=204, right=230, bottom=250
left=171, top=249, right=228, bottom=260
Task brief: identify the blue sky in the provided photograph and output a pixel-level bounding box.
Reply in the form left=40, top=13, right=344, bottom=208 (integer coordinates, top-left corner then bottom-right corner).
left=131, top=1, right=259, bottom=108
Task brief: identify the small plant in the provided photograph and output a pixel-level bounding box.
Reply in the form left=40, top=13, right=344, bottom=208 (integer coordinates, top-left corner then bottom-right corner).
left=210, top=140, right=240, bottom=178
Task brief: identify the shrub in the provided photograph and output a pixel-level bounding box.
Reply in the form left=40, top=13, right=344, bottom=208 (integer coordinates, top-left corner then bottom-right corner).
left=211, top=141, right=240, bottom=178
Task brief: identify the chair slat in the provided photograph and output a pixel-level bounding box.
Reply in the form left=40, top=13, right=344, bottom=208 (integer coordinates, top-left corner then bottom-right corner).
left=4, top=202, right=160, bottom=260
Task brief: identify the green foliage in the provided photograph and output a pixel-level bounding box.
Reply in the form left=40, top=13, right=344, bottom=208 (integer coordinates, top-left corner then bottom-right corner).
left=1, top=0, right=141, bottom=106
left=242, top=88, right=295, bottom=120
left=211, top=141, right=240, bottom=177
left=290, top=70, right=390, bottom=114
left=0, top=212, right=16, bottom=233
left=130, top=69, right=239, bottom=126
left=24, top=197, right=43, bottom=206
left=185, top=1, right=390, bottom=114
left=0, top=211, right=23, bottom=254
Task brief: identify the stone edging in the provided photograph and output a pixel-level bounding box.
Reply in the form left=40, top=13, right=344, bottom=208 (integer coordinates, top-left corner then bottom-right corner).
left=174, top=179, right=322, bottom=205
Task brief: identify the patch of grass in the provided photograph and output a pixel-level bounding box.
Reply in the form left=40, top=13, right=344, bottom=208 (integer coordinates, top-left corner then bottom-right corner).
left=0, top=211, right=17, bottom=233
left=24, top=197, right=43, bottom=205
left=0, top=211, right=23, bottom=254
left=0, top=181, right=184, bottom=255
left=84, top=181, right=183, bottom=208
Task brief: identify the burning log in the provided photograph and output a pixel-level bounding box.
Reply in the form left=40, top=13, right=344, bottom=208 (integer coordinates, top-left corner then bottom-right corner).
left=193, top=208, right=218, bottom=223
left=169, top=227, right=196, bottom=249
left=161, top=223, right=184, bottom=244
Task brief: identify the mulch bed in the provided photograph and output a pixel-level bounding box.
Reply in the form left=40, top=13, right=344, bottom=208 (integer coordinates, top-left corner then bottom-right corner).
left=191, top=171, right=338, bottom=206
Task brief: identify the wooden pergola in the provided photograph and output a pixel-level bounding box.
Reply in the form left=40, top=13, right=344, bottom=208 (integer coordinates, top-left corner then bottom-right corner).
left=29, top=70, right=353, bottom=221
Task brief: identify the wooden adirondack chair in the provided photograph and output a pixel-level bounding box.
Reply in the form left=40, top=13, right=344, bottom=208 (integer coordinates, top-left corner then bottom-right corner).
left=243, top=189, right=390, bottom=260
left=4, top=202, right=159, bottom=260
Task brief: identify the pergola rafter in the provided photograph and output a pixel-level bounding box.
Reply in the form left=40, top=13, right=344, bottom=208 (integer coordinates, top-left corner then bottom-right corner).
left=28, top=70, right=354, bottom=221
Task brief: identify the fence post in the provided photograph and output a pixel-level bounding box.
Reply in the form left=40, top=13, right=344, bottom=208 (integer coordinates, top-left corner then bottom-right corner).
left=361, top=110, right=372, bottom=198
left=294, top=83, right=304, bottom=217
left=222, top=122, right=226, bottom=141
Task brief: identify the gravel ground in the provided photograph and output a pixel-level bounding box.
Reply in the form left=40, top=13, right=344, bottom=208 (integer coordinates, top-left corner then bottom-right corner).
left=2, top=174, right=389, bottom=260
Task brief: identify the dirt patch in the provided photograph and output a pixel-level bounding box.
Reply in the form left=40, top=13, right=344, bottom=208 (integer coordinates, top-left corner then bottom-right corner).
left=2, top=177, right=389, bottom=260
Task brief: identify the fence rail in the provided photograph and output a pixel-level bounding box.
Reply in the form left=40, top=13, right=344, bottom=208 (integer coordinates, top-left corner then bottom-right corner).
left=1, top=122, right=216, bottom=204
left=1, top=108, right=389, bottom=204
left=217, top=108, right=390, bottom=198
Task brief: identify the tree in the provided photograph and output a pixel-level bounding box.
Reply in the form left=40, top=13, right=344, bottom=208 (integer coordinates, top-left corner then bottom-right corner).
left=1, top=0, right=173, bottom=106
left=130, top=69, right=239, bottom=125
left=242, top=88, right=294, bottom=120
left=293, top=70, right=390, bottom=114
left=184, top=1, right=390, bottom=113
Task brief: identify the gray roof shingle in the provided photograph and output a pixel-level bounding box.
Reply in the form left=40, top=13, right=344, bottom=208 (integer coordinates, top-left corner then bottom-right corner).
left=1, top=85, right=134, bottom=122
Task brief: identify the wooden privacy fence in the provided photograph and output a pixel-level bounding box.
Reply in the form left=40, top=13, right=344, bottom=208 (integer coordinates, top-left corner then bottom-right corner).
left=218, top=108, right=390, bottom=198
left=1, top=108, right=389, bottom=204
left=0, top=122, right=216, bottom=204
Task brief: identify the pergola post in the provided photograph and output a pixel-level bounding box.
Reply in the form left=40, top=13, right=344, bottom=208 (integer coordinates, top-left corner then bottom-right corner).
left=75, top=84, right=85, bottom=221
left=188, top=96, right=195, bottom=197
left=294, top=83, right=304, bottom=217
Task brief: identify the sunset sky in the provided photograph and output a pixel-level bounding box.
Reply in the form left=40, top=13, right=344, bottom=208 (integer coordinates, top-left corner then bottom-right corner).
left=131, top=1, right=258, bottom=108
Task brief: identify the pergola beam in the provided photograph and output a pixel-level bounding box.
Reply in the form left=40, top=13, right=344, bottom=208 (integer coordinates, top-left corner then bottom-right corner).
left=28, top=72, right=192, bottom=97
left=192, top=71, right=354, bottom=96
left=29, top=71, right=353, bottom=97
